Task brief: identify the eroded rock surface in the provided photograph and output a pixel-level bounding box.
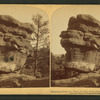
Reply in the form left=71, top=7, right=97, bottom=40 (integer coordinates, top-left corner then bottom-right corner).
left=60, top=14, right=100, bottom=73
left=0, top=15, right=34, bottom=72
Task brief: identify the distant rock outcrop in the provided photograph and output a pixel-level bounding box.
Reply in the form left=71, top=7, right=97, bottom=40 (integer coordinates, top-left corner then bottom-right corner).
left=0, top=15, right=34, bottom=72
left=60, top=14, right=100, bottom=73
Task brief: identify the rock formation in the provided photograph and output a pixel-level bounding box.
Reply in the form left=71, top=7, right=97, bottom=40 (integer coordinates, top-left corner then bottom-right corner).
left=52, top=14, right=100, bottom=87
left=0, top=15, right=33, bottom=72
left=60, top=14, right=100, bottom=73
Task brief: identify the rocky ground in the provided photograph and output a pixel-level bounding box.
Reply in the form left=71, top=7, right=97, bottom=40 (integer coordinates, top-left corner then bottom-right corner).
left=0, top=73, right=49, bottom=87
left=52, top=72, right=100, bottom=87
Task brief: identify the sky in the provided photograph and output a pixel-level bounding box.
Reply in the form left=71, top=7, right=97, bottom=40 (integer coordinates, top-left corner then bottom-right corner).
left=0, top=5, right=100, bottom=54
left=0, top=5, right=48, bottom=24
left=51, top=5, right=100, bottom=54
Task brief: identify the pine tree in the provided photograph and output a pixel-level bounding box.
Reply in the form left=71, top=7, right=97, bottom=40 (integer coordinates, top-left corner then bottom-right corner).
left=31, top=13, right=49, bottom=76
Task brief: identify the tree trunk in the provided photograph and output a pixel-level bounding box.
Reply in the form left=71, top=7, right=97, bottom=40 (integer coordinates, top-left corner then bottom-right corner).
left=34, top=36, right=38, bottom=76
left=34, top=17, right=39, bottom=76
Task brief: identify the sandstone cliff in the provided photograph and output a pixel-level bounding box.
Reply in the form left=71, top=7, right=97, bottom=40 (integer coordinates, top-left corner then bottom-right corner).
left=0, top=15, right=34, bottom=72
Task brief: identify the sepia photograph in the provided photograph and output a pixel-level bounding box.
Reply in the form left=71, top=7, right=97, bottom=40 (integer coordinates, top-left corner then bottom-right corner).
left=0, top=5, right=50, bottom=88
left=1, top=4, right=100, bottom=95
left=51, top=6, right=100, bottom=87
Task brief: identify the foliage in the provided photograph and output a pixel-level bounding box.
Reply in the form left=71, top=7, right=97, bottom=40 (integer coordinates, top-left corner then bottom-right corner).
left=31, top=13, right=49, bottom=49
left=20, top=13, right=49, bottom=78
left=20, top=47, right=49, bottom=78
left=51, top=53, right=67, bottom=80
left=31, top=13, right=49, bottom=76
left=51, top=53, right=81, bottom=80
left=36, top=47, right=49, bottom=77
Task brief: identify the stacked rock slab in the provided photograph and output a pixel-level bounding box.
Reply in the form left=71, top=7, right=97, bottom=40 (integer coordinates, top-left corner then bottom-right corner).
left=0, top=15, right=33, bottom=72
left=60, top=14, right=100, bottom=73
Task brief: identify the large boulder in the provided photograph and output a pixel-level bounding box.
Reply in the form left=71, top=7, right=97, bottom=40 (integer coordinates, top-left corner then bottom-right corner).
left=60, top=14, right=100, bottom=72
left=0, top=15, right=34, bottom=72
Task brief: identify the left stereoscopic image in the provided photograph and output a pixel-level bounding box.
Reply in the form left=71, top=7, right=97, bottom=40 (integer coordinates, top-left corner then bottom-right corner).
left=0, top=5, right=49, bottom=87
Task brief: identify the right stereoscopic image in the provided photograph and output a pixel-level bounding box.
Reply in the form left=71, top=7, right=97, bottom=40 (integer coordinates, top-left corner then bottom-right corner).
left=51, top=6, right=100, bottom=87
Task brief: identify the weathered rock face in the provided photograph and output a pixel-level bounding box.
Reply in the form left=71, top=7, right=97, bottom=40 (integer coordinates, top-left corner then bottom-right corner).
left=60, top=14, right=100, bottom=72
left=0, top=15, right=33, bottom=72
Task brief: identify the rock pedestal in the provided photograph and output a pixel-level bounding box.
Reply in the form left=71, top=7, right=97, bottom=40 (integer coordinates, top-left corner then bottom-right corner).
left=60, top=14, right=100, bottom=73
